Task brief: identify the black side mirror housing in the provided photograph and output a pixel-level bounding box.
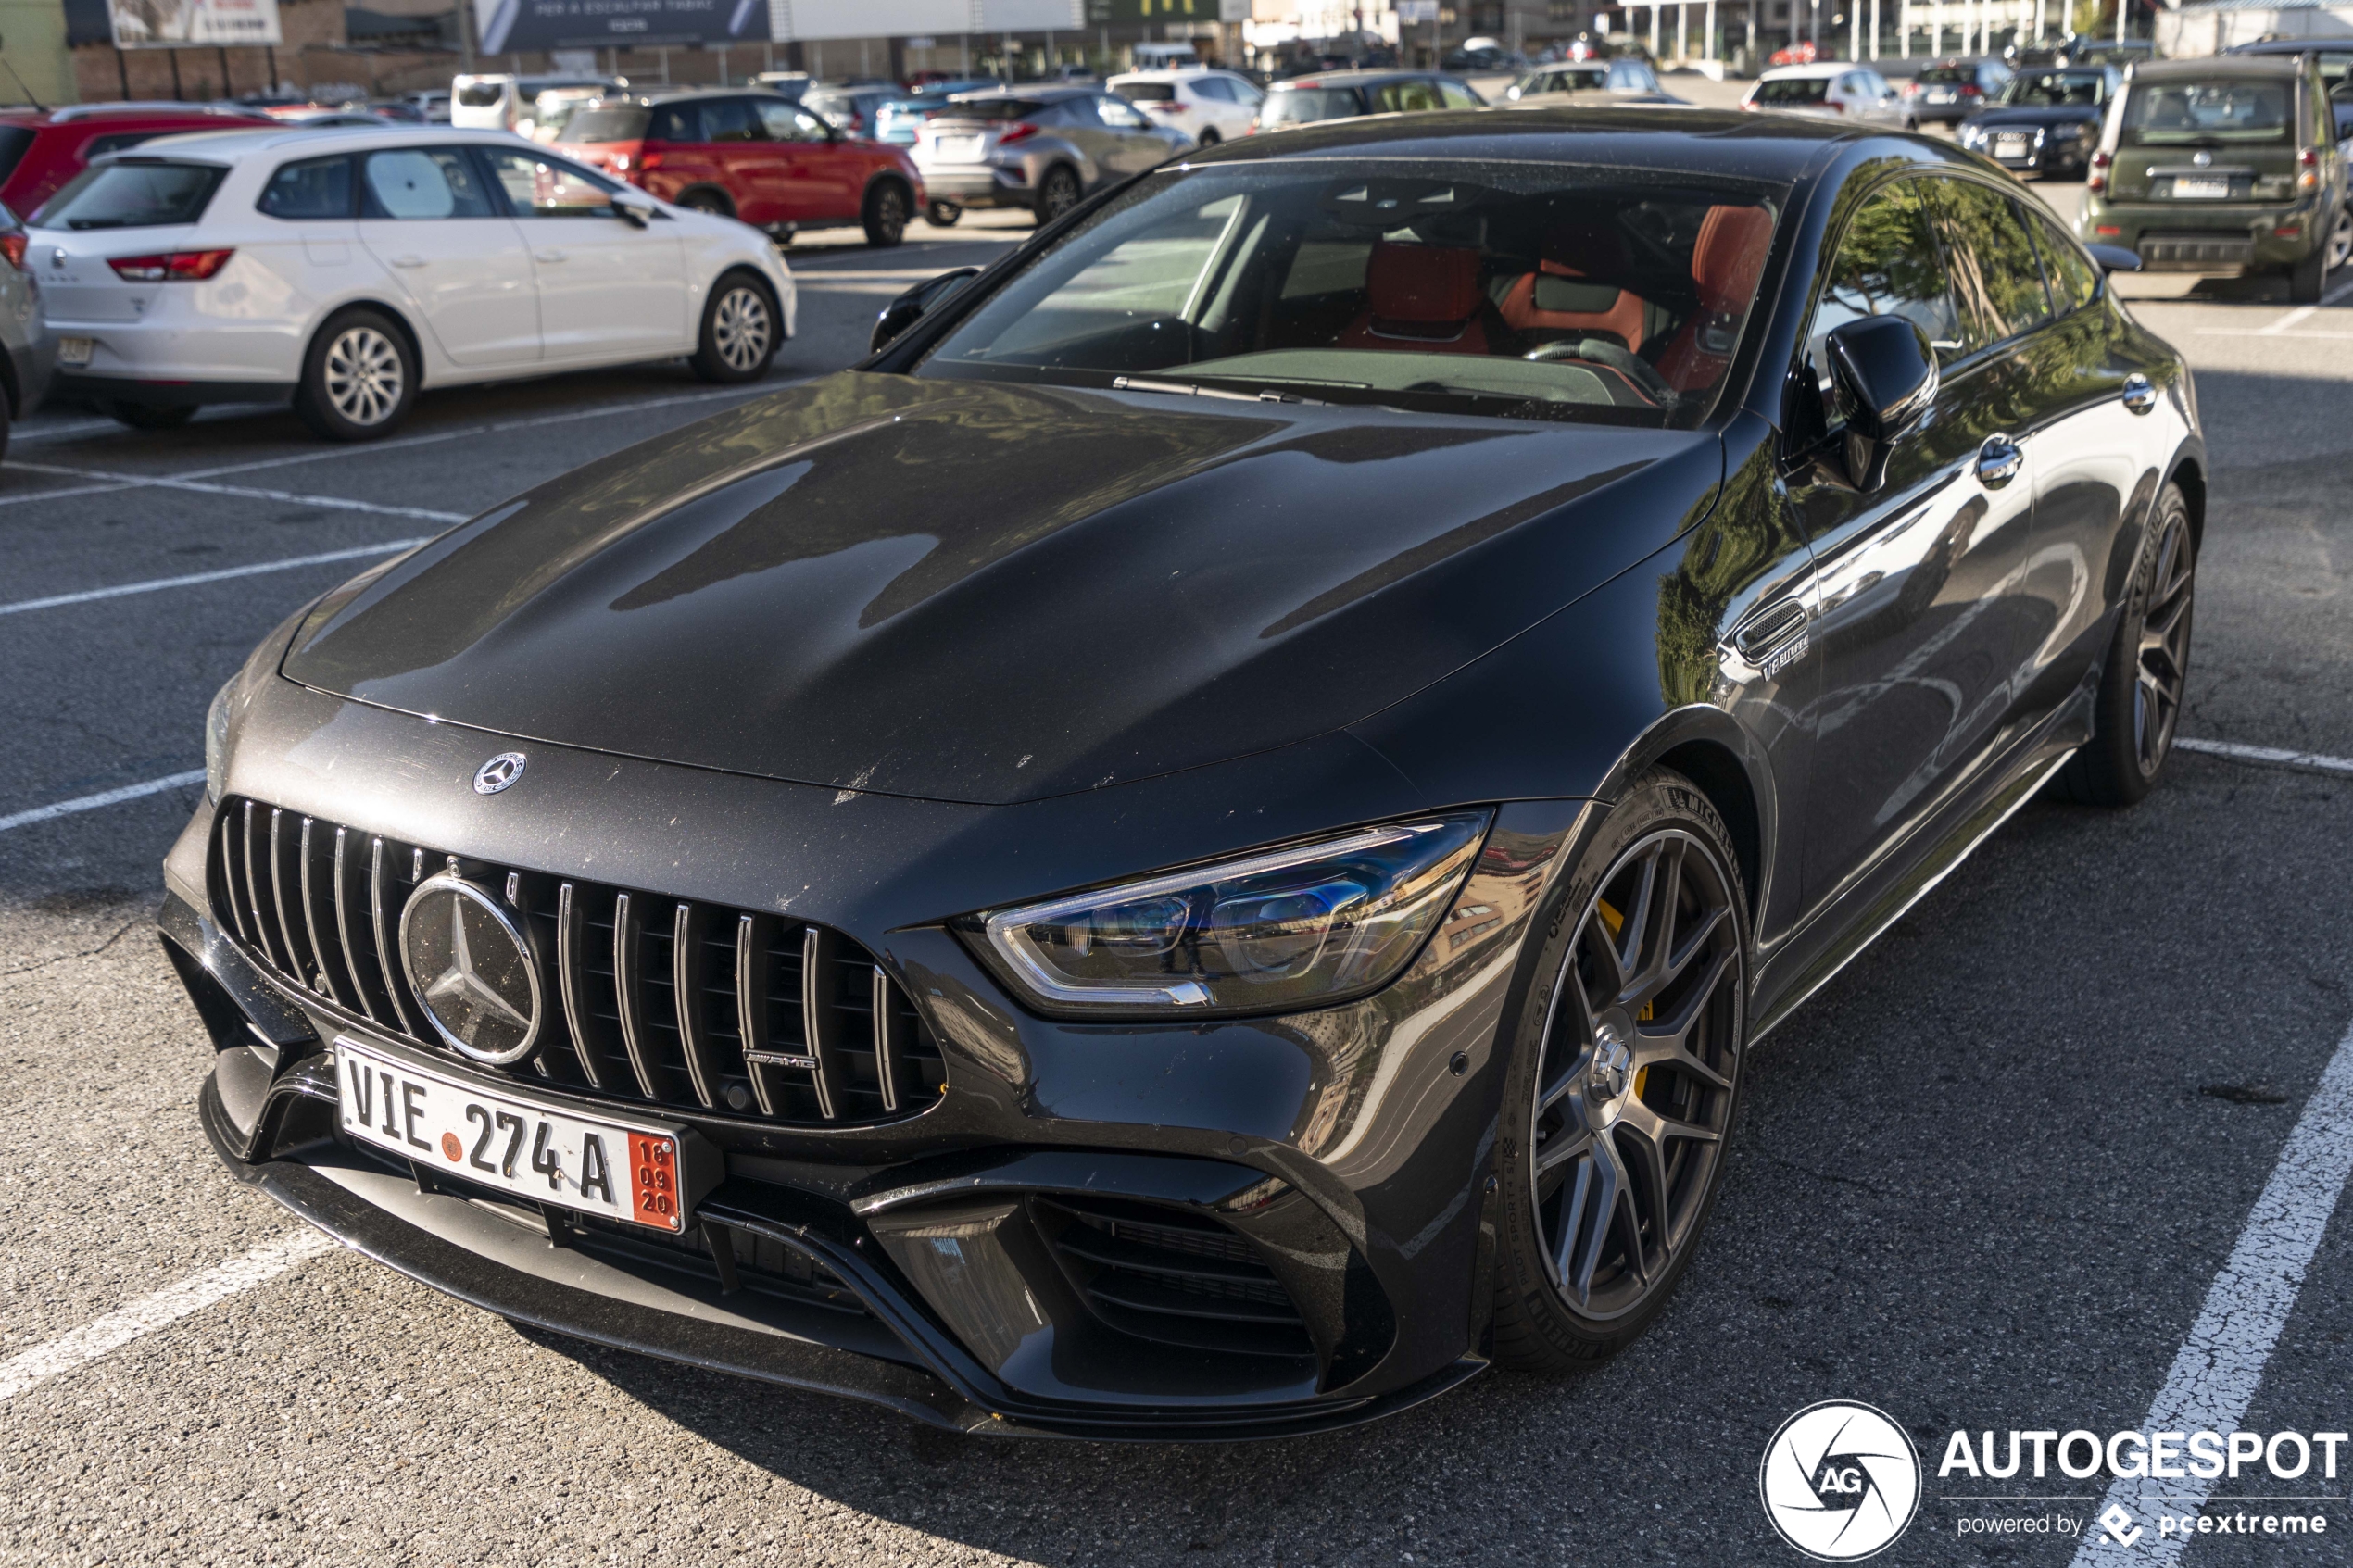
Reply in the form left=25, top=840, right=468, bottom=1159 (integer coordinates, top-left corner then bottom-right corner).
left=2084, top=242, right=2143, bottom=273
left=1824, top=314, right=1938, bottom=492
left=870, top=267, right=982, bottom=353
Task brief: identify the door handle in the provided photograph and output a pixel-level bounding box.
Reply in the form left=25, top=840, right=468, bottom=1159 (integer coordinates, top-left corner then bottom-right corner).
left=1976, top=434, right=2023, bottom=489
left=386, top=255, right=425, bottom=268
left=2121, top=373, right=2158, bottom=415
left=534, top=248, right=567, bottom=262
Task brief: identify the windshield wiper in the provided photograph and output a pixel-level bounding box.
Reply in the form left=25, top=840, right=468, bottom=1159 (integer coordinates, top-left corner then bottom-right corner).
left=1112, top=375, right=1337, bottom=406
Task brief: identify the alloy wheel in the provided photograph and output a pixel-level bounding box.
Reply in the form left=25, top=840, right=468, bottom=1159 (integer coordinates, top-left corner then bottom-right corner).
left=711, top=286, right=772, bottom=372
left=870, top=186, right=907, bottom=244
left=323, top=326, right=403, bottom=427
left=1529, top=828, right=1743, bottom=1322
left=2328, top=207, right=2353, bottom=272
left=1038, top=169, right=1080, bottom=221
left=2133, top=507, right=2196, bottom=777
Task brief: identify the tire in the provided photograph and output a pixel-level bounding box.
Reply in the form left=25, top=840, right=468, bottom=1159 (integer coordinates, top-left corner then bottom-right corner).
left=862, top=181, right=910, bottom=247
left=1196, top=127, right=1221, bottom=147
left=2325, top=204, right=2353, bottom=274
left=678, top=189, right=733, bottom=218
left=2290, top=242, right=2327, bottom=303
left=687, top=271, right=778, bottom=383
left=1033, top=165, right=1081, bottom=226
left=1491, top=769, right=1750, bottom=1371
left=99, top=399, right=196, bottom=432
left=293, top=307, right=416, bottom=442
left=2056, top=483, right=2196, bottom=807
left=926, top=198, right=963, bottom=228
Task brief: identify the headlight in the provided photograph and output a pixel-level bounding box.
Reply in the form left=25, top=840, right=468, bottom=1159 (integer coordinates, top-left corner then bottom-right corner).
left=204, top=676, right=234, bottom=804
left=968, top=812, right=1491, bottom=1017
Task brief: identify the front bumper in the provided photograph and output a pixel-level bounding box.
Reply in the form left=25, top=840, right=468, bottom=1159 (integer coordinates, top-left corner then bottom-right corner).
left=165, top=686, right=1590, bottom=1436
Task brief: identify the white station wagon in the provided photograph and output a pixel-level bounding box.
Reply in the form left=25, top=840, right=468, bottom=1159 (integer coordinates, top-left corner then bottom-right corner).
left=31, top=124, right=799, bottom=440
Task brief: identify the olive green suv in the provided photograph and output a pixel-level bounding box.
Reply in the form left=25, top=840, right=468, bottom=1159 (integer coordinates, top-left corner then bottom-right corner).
left=2081, top=54, right=2352, bottom=302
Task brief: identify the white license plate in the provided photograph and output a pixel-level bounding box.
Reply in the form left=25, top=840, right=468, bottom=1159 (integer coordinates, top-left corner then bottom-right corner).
left=1927, top=89, right=1956, bottom=103
left=57, top=335, right=91, bottom=367
left=934, top=134, right=982, bottom=160
left=2174, top=177, right=2231, bottom=199
left=335, top=1037, right=690, bottom=1232
left=1995, top=135, right=2030, bottom=158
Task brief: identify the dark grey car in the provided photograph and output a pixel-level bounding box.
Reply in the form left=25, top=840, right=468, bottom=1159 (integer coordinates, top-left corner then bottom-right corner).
left=913, top=87, right=1191, bottom=223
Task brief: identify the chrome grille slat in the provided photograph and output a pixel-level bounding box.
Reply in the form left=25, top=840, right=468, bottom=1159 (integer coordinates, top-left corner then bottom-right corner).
left=210, top=797, right=941, bottom=1128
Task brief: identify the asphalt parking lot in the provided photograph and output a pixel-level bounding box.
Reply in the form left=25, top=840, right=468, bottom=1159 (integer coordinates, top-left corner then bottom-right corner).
left=3, top=173, right=2352, bottom=1567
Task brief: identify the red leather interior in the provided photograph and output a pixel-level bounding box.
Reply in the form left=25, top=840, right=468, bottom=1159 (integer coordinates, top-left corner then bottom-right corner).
left=1339, top=242, right=1491, bottom=354
left=1657, top=203, right=1774, bottom=392
left=1498, top=220, right=1648, bottom=350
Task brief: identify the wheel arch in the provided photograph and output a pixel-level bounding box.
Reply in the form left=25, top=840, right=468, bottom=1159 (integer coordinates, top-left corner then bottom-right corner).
left=862, top=169, right=914, bottom=211
left=2167, top=451, right=2206, bottom=556
left=309, top=297, right=427, bottom=383
left=1592, top=705, right=1778, bottom=925
left=675, top=182, right=736, bottom=218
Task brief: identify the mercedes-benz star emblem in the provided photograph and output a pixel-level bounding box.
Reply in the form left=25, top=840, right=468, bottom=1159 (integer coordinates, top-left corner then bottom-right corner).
left=398, top=874, right=542, bottom=1064
left=473, top=751, right=527, bottom=795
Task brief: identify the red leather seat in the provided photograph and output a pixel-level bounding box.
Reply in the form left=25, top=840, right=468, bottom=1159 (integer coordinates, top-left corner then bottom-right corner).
left=1338, top=242, right=1492, bottom=355
left=1655, top=204, right=1775, bottom=393
left=1498, top=220, right=1648, bottom=351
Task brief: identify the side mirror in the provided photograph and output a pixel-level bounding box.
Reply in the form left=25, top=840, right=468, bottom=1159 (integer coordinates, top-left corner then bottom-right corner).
left=610, top=188, right=656, bottom=228
left=870, top=266, right=980, bottom=353
left=2084, top=242, right=2143, bottom=273
left=1824, top=315, right=1937, bottom=491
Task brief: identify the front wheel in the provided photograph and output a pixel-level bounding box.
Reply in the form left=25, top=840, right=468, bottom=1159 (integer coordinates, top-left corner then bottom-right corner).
left=1491, top=770, right=1750, bottom=1370
left=294, top=308, right=415, bottom=441
left=2324, top=205, right=2353, bottom=273
left=2056, top=482, right=2195, bottom=806
left=688, top=272, right=778, bottom=383
left=862, top=182, right=909, bottom=247
left=1033, top=165, right=1082, bottom=226
left=925, top=198, right=963, bottom=227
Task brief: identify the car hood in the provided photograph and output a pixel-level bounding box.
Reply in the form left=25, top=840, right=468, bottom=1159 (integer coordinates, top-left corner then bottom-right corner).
left=282, top=371, right=1718, bottom=805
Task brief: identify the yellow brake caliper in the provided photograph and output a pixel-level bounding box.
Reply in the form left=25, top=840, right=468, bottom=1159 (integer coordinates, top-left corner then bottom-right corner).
left=1593, top=897, right=1654, bottom=1098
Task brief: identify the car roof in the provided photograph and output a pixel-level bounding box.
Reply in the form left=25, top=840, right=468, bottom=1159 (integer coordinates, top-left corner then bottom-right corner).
left=2227, top=40, right=2353, bottom=56
left=2133, top=55, right=2308, bottom=81
left=1273, top=69, right=1453, bottom=86
left=0, top=103, right=271, bottom=130
left=635, top=87, right=789, bottom=104
left=1109, top=67, right=1233, bottom=81
left=91, top=123, right=548, bottom=164
left=947, top=85, right=1096, bottom=103
left=1759, top=63, right=1859, bottom=79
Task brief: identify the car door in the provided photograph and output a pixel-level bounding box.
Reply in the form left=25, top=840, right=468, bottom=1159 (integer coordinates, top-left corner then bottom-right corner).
left=478, top=145, right=687, bottom=362
left=354, top=144, right=539, bottom=368
left=696, top=95, right=774, bottom=224
left=755, top=98, right=858, bottom=220
left=1786, top=173, right=2048, bottom=913
left=1089, top=93, right=1171, bottom=172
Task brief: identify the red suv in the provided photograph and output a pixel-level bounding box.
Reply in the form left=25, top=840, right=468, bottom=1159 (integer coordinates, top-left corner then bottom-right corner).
left=0, top=102, right=275, bottom=219
left=554, top=90, right=924, bottom=246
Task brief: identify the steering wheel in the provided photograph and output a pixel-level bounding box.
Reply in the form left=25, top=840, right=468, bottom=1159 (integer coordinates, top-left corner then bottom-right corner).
left=1524, top=337, right=1679, bottom=408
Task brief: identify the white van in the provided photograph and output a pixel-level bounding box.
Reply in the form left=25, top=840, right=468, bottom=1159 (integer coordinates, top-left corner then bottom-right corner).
left=449, top=73, right=627, bottom=137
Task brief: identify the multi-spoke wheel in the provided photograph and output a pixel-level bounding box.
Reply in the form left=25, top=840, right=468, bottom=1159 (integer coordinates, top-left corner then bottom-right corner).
left=2057, top=482, right=2196, bottom=806
left=688, top=271, right=779, bottom=384
left=1493, top=771, right=1749, bottom=1366
left=295, top=307, right=416, bottom=442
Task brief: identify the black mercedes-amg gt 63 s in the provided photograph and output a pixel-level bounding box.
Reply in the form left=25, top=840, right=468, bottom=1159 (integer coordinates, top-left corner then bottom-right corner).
left=164, top=107, right=2201, bottom=1438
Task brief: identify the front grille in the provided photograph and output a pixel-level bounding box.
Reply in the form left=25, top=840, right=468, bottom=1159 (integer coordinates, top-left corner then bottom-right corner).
left=208, top=797, right=944, bottom=1126
left=2139, top=231, right=2256, bottom=266
left=1041, top=1196, right=1313, bottom=1360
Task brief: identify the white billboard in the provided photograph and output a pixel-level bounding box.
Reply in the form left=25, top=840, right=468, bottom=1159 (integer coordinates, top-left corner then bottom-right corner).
left=769, top=0, right=1081, bottom=40
left=108, top=0, right=283, bottom=47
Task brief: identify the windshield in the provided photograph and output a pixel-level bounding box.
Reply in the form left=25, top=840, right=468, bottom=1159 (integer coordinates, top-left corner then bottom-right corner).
left=558, top=107, right=651, bottom=143
left=1754, top=77, right=1831, bottom=105
left=1262, top=86, right=1366, bottom=123
left=2001, top=69, right=2108, bottom=107
left=933, top=96, right=1044, bottom=121
left=2122, top=79, right=2293, bottom=144
left=1523, top=68, right=1607, bottom=93
left=456, top=82, right=506, bottom=107
left=1915, top=66, right=1975, bottom=86
left=31, top=160, right=225, bottom=229
left=1118, top=82, right=1177, bottom=102
left=914, top=162, right=1781, bottom=429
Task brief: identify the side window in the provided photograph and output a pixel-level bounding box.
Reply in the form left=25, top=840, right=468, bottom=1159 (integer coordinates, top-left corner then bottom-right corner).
left=480, top=148, right=621, bottom=218
left=1375, top=80, right=1445, bottom=112
left=1439, top=80, right=1481, bottom=107
left=1807, top=179, right=1964, bottom=420
left=1927, top=178, right=2054, bottom=349
left=647, top=104, right=699, bottom=142
left=1190, top=77, right=1229, bottom=103
left=359, top=149, right=494, bottom=220
left=1097, top=95, right=1151, bottom=129
left=757, top=100, right=822, bottom=140
left=2028, top=210, right=2101, bottom=313
left=702, top=98, right=761, bottom=142
left=258, top=154, right=353, bottom=220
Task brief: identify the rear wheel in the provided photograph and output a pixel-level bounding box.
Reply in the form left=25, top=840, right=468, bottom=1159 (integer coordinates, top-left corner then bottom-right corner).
left=1491, top=770, right=1749, bottom=1370
left=2289, top=241, right=2328, bottom=303
left=99, top=400, right=196, bottom=432
left=294, top=307, right=415, bottom=442
left=1033, top=165, right=1081, bottom=225
left=926, top=198, right=963, bottom=227
left=1196, top=127, right=1221, bottom=147
left=678, top=189, right=733, bottom=218
left=862, top=181, right=909, bottom=247
left=2057, top=483, right=2195, bottom=806
left=2325, top=205, right=2353, bottom=273
left=688, top=271, right=777, bottom=383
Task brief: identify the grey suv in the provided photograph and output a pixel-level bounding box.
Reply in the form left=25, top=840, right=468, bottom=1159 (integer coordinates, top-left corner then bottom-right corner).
left=912, top=88, right=1190, bottom=224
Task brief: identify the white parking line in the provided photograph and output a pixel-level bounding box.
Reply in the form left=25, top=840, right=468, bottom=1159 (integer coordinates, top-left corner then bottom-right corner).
left=2068, top=1012, right=2353, bottom=1563
left=0, top=1232, right=335, bottom=1405
left=2258, top=274, right=2353, bottom=336
left=1, top=461, right=466, bottom=522
left=12, top=418, right=131, bottom=445
left=0, top=538, right=427, bottom=618
left=0, top=769, right=206, bottom=834
left=2174, top=736, right=2353, bottom=777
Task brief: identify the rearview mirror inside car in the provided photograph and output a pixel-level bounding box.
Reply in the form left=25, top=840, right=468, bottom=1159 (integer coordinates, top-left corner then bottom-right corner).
left=869, top=267, right=982, bottom=353
left=1825, top=314, right=1938, bottom=492
left=2084, top=242, right=2143, bottom=273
